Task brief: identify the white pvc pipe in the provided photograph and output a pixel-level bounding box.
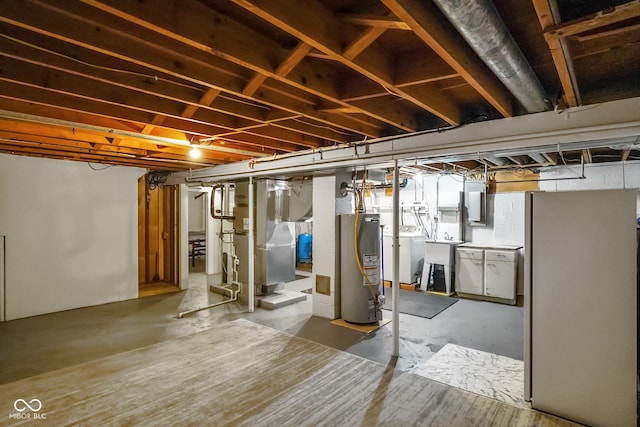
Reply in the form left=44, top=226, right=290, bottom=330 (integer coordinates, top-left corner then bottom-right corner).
left=177, top=286, right=238, bottom=318
left=248, top=176, right=255, bottom=312
left=392, top=160, right=400, bottom=357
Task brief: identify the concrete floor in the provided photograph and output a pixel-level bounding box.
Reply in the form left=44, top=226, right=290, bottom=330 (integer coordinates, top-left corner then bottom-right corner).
left=0, top=270, right=523, bottom=386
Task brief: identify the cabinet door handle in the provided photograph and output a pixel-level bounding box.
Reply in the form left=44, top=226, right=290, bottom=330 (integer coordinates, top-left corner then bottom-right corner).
left=486, top=262, right=496, bottom=267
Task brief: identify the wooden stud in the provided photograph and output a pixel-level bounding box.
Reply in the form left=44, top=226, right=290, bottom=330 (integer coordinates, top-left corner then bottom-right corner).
left=545, top=1, right=640, bottom=39
left=338, top=13, right=411, bottom=30
left=622, top=149, right=631, bottom=161
left=230, top=0, right=462, bottom=126
left=343, top=27, right=387, bottom=61
left=0, top=0, right=383, bottom=137
left=531, top=0, right=581, bottom=107
left=73, top=0, right=415, bottom=132
left=542, top=152, right=558, bottom=165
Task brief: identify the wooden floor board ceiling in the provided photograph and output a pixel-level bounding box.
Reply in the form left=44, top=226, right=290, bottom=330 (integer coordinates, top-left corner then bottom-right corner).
left=0, top=319, right=578, bottom=425
left=0, top=0, right=639, bottom=171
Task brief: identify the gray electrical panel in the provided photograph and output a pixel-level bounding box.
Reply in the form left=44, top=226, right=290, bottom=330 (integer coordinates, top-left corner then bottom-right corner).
left=340, top=214, right=383, bottom=324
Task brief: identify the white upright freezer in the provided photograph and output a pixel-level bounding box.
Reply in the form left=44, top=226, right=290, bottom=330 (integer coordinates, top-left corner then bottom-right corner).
left=524, top=190, right=636, bottom=427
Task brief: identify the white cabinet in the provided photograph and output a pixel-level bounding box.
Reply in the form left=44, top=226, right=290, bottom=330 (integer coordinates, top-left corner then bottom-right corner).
left=455, top=244, right=520, bottom=303
left=455, top=248, right=484, bottom=294
left=484, top=250, right=517, bottom=300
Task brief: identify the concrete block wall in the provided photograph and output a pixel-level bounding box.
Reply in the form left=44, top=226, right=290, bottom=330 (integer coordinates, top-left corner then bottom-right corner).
left=540, top=161, right=640, bottom=214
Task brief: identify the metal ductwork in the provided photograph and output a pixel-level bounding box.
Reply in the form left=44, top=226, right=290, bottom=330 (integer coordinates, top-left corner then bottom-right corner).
left=433, top=0, right=550, bottom=113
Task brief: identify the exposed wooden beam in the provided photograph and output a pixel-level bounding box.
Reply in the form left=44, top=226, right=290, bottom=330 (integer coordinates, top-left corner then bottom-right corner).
left=270, top=119, right=351, bottom=143
left=0, top=54, right=332, bottom=149
left=319, top=106, right=362, bottom=114
left=75, top=0, right=415, bottom=132
left=532, top=0, right=581, bottom=107
left=274, top=41, right=314, bottom=78
left=243, top=41, right=311, bottom=97
left=413, top=163, right=442, bottom=172
left=381, top=0, right=514, bottom=118
left=573, top=22, right=640, bottom=42
left=0, top=97, right=143, bottom=133
left=582, top=148, right=593, bottom=163
left=542, top=152, right=558, bottom=165
left=1, top=28, right=280, bottom=126
left=340, top=53, right=459, bottom=102
left=338, top=13, right=411, bottom=30
left=242, top=74, right=268, bottom=97
left=0, top=56, right=251, bottom=130
left=0, top=119, right=253, bottom=161
left=181, top=88, right=222, bottom=119
left=0, top=1, right=383, bottom=138
left=231, top=0, right=462, bottom=126
left=343, top=26, right=387, bottom=61
left=0, top=144, right=193, bottom=170
left=214, top=134, right=298, bottom=153
left=545, top=0, right=640, bottom=39
left=622, top=149, right=631, bottom=161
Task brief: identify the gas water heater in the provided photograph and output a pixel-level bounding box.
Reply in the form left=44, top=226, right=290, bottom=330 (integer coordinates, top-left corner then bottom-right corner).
left=340, top=213, right=383, bottom=324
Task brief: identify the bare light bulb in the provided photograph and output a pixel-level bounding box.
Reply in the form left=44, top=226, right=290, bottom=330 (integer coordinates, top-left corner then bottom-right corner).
left=189, top=146, right=201, bottom=159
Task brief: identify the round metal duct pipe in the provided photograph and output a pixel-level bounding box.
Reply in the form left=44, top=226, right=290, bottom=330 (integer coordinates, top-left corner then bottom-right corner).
left=432, top=0, right=550, bottom=113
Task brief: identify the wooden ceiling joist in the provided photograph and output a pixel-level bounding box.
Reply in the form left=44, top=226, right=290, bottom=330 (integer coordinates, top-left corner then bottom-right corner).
left=381, top=0, right=514, bottom=118
left=545, top=0, right=640, bottom=40
left=337, top=13, right=411, bottom=30
left=343, top=26, right=388, bottom=60
left=76, top=0, right=418, bottom=133
left=0, top=0, right=636, bottom=170
left=0, top=144, right=196, bottom=170
left=532, top=0, right=581, bottom=107
left=230, top=0, right=462, bottom=126
left=0, top=119, right=252, bottom=161
left=0, top=0, right=386, bottom=140
left=0, top=30, right=353, bottom=148
left=0, top=53, right=335, bottom=151
left=542, top=152, right=558, bottom=165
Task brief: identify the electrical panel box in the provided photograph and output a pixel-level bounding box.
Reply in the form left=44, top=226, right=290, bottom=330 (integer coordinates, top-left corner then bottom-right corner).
left=468, top=191, right=482, bottom=222
left=464, top=180, right=487, bottom=226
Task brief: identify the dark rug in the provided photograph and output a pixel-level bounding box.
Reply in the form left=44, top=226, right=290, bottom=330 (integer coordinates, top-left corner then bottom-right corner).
left=382, top=289, right=458, bottom=319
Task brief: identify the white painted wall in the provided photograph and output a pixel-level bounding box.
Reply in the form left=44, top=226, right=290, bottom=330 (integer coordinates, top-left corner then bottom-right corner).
left=0, top=236, right=4, bottom=322
left=312, top=173, right=352, bottom=319
left=0, top=154, right=143, bottom=320
left=187, top=190, right=206, bottom=232
left=179, top=184, right=189, bottom=289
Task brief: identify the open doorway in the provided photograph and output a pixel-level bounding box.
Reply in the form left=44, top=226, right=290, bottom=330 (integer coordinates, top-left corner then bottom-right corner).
left=138, top=174, right=180, bottom=297
left=187, top=189, right=208, bottom=274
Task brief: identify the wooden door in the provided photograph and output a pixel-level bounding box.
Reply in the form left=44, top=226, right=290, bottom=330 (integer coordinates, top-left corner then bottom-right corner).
left=138, top=176, right=179, bottom=286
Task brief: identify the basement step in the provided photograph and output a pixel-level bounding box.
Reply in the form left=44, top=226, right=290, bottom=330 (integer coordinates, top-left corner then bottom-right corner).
left=258, top=290, right=307, bottom=310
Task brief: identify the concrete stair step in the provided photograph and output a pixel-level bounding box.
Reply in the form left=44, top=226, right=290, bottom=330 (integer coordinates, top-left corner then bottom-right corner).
left=258, top=290, right=307, bottom=310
